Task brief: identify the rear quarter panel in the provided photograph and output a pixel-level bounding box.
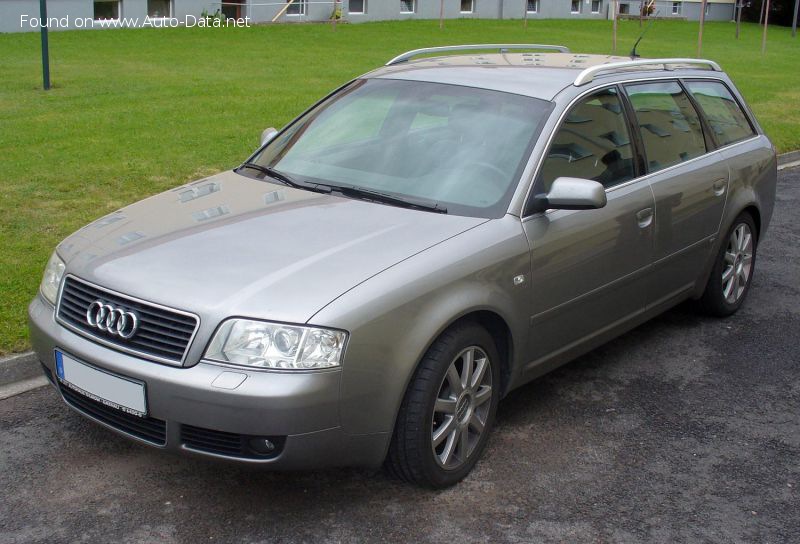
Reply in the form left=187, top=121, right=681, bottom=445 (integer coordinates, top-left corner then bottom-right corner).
left=693, top=74, right=777, bottom=295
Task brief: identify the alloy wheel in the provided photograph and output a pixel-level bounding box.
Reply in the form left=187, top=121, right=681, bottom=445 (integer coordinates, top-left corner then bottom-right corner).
left=431, top=346, right=493, bottom=470
left=722, top=223, right=754, bottom=304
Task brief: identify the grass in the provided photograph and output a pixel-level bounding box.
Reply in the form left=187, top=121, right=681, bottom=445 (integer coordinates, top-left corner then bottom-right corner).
left=0, top=19, right=798, bottom=354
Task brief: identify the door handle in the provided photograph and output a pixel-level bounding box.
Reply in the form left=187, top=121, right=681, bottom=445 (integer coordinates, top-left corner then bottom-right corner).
left=712, top=178, right=727, bottom=196
left=636, top=207, right=653, bottom=229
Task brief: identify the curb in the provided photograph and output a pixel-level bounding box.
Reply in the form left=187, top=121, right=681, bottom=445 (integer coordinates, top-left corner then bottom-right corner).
left=1, top=149, right=799, bottom=391
left=0, top=351, right=40, bottom=388
left=778, top=150, right=800, bottom=170
left=778, top=150, right=800, bottom=166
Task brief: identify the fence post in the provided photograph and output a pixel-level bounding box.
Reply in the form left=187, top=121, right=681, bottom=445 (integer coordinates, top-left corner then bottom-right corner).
left=697, top=0, right=707, bottom=57
left=761, top=0, right=771, bottom=54
left=735, top=0, right=742, bottom=39
left=271, top=0, right=295, bottom=22
left=39, top=0, right=51, bottom=90
left=524, top=0, right=528, bottom=29
left=612, top=0, right=618, bottom=53
left=332, top=0, right=339, bottom=30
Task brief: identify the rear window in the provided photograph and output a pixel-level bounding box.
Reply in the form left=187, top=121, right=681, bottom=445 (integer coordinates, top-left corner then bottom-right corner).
left=625, top=81, right=707, bottom=173
left=684, top=80, right=756, bottom=147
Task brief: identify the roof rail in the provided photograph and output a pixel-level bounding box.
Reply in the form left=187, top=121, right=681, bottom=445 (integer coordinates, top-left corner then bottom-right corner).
left=386, top=44, right=571, bottom=66
left=573, top=58, right=722, bottom=86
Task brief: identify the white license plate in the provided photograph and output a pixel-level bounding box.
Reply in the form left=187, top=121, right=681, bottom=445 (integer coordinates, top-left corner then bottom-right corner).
left=55, top=350, right=147, bottom=417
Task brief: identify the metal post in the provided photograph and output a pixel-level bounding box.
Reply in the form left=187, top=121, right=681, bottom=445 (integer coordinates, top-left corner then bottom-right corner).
left=524, top=0, right=528, bottom=29
left=612, top=0, right=618, bottom=53
left=761, top=0, right=770, bottom=54
left=736, top=0, right=742, bottom=39
left=698, top=0, right=707, bottom=57
left=39, top=0, right=50, bottom=90
left=792, top=0, right=799, bottom=37
left=439, top=0, right=444, bottom=29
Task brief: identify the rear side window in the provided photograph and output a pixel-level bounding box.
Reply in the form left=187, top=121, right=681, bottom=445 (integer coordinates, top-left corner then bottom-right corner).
left=539, top=87, right=636, bottom=191
left=625, top=81, right=706, bottom=173
left=684, top=80, right=756, bottom=146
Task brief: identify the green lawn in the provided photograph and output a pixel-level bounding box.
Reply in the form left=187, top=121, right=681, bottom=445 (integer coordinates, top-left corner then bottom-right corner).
left=0, top=19, right=798, bottom=355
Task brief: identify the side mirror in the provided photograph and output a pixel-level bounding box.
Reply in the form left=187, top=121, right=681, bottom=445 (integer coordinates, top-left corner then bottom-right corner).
left=260, top=127, right=279, bottom=146
left=540, top=177, right=607, bottom=210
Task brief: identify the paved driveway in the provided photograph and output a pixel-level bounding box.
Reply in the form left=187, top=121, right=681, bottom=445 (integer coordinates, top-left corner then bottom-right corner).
left=2, top=169, right=798, bottom=544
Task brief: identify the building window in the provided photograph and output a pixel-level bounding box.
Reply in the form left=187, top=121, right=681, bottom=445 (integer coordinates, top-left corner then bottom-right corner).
left=400, top=0, right=415, bottom=13
left=571, top=0, right=581, bottom=13
left=591, top=0, right=601, bottom=13
left=619, top=3, right=629, bottom=13
left=705, top=3, right=710, bottom=15
left=527, top=0, right=538, bottom=13
left=286, top=0, right=306, bottom=15
left=94, top=0, right=120, bottom=19
left=460, top=0, right=474, bottom=13
left=221, top=1, right=241, bottom=18
left=670, top=1, right=680, bottom=14
left=349, top=0, right=366, bottom=14
left=147, top=0, right=170, bottom=17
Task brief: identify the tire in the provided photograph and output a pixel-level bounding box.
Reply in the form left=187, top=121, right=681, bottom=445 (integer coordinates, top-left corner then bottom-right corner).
left=699, top=212, right=758, bottom=317
left=385, top=321, right=501, bottom=488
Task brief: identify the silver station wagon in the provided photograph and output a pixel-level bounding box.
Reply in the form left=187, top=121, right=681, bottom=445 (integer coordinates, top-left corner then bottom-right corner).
left=29, top=45, right=776, bottom=488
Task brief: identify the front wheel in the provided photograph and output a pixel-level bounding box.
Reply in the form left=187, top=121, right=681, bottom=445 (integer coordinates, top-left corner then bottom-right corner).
left=385, top=322, right=500, bottom=488
left=699, top=212, right=758, bottom=317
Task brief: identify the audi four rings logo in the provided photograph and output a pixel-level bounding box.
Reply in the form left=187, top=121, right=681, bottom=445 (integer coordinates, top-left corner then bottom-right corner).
left=85, top=301, right=139, bottom=339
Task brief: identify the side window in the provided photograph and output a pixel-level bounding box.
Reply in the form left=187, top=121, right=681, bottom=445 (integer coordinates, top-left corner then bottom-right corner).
left=684, top=80, right=756, bottom=146
left=539, top=87, right=635, bottom=191
left=624, top=81, right=706, bottom=172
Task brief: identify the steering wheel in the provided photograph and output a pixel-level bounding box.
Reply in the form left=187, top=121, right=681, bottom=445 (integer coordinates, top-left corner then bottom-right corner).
left=462, top=161, right=508, bottom=192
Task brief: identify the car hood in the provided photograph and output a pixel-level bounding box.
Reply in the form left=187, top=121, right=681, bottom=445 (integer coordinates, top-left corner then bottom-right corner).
left=57, top=170, right=486, bottom=325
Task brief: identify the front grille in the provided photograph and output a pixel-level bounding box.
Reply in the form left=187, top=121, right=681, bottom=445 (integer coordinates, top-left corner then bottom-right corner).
left=181, top=424, right=284, bottom=459
left=56, top=276, right=199, bottom=364
left=60, top=384, right=167, bottom=445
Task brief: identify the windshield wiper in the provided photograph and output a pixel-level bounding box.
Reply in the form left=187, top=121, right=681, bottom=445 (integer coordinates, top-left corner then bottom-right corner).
left=323, top=184, right=447, bottom=214
left=239, top=163, right=330, bottom=193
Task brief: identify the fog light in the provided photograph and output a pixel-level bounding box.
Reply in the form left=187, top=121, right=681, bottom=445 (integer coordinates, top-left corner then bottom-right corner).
left=249, top=437, right=276, bottom=454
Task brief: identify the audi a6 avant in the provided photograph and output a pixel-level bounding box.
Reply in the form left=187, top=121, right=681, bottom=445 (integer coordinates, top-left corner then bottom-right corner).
left=29, top=45, right=776, bottom=487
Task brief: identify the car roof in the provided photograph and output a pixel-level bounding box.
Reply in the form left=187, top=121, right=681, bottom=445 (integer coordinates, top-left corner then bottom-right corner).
left=365, top=53, right=720, bottom=101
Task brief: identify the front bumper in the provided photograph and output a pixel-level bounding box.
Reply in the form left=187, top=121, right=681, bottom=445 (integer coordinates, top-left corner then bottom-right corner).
left=28, top=295, right=388, bottom=469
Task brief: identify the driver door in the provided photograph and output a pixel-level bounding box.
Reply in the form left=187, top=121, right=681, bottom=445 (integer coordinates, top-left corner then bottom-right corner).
left=521, top=86, right=655, bottom=370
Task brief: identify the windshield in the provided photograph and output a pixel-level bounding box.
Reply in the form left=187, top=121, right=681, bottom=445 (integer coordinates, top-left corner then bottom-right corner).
left=246, top=78, right=552, bottom=218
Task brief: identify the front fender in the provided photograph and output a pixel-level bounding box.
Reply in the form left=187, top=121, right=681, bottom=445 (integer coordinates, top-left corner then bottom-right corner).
left=308, top=215, right=531, bottom=436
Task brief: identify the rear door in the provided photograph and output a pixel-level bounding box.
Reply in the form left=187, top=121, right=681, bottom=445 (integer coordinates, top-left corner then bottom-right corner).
left=522, top=86, right=654, bottom=367
left=622, top=80, right=729, bottom=308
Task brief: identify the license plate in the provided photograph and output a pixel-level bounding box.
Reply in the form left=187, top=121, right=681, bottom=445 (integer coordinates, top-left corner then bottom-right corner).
left=55, top=350, right=147, bottom=417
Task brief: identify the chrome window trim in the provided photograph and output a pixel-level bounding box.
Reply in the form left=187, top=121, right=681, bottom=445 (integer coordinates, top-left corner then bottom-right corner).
left=55, top=274, right=201, bottom=367
left=520, top=74, right=761, bottom=221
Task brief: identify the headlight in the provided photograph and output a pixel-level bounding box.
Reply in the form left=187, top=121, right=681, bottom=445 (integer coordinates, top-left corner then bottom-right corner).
left=204, top=319, right=347, bottom=370
left=40, top=251, right=66, bottom=305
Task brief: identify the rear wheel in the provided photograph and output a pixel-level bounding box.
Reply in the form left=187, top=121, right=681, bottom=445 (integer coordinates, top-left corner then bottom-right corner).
left=699, top=212, right=758, bottom=317
left=385, top=322, right=500, bottom=488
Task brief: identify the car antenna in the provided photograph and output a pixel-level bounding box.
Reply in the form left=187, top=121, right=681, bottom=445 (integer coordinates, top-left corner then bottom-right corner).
left=630, top=11, right=660, bottom=59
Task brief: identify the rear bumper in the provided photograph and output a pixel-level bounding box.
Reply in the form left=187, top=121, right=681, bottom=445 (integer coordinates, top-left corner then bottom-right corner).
left=28, top=295, right=388, bottom=469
